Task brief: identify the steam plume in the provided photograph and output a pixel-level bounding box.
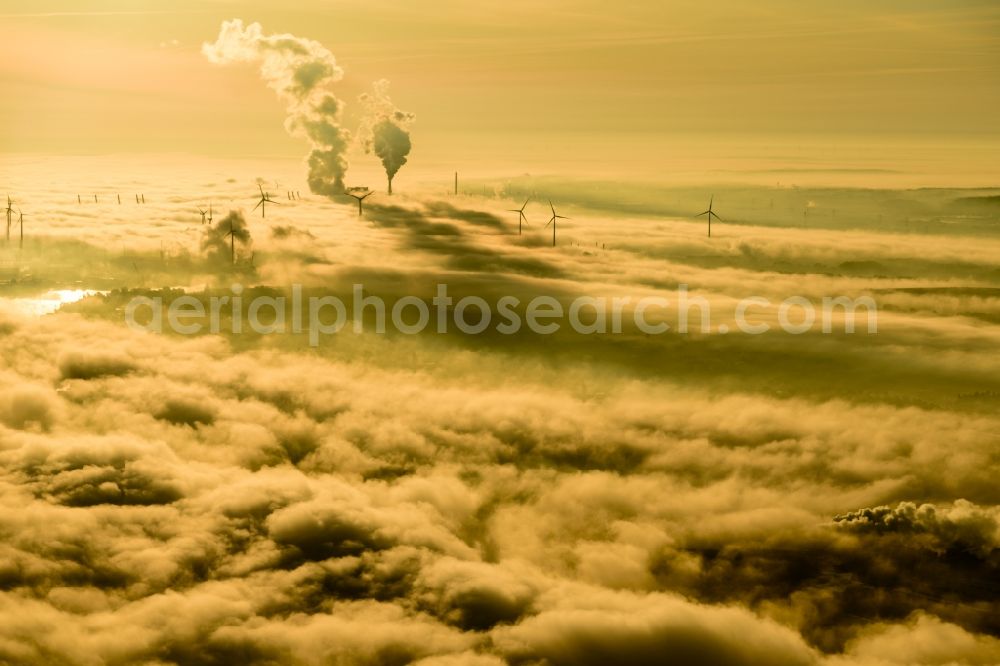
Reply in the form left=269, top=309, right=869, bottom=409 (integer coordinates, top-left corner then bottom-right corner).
left=359, top=80, right=415, bottom=194
left=203, top=20, right=350, bottom=195
left=202, top=210, right=252, bottom=266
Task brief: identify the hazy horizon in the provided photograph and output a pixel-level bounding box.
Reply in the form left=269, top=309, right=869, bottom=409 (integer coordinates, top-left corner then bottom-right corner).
left=2, top=0, right=999, bottom=186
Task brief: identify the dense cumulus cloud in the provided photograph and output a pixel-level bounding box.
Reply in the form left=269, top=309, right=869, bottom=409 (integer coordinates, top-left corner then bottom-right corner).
left=0, top=156, right=998, bottom=663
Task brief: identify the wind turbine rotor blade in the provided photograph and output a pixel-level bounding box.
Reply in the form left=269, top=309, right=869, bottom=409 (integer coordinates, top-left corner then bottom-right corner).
left=253, top=199, right=263, bottom=211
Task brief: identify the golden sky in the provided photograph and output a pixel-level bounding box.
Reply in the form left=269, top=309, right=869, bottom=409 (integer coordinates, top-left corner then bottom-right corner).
left=1, top=0, right=998, bottom=173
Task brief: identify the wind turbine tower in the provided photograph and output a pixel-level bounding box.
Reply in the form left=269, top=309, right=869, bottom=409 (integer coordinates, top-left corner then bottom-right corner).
left=508, top=197, right=530, bottom=235
left=4, top=196, right=15, bottom=242
left=544, top=200, right=569, bottom=247
left=253, top=184, right=280, bottom=219
left=16, top=208, right=24, bottom=249
left=226, top=217, right=237, bottom=265
left=697, top=195, right=723, bottom=238
left=346, top=188, right=374, bottom=216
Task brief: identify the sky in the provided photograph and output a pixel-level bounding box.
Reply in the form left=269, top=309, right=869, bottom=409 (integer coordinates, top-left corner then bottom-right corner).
left=0, top=0, right=998, bottom=178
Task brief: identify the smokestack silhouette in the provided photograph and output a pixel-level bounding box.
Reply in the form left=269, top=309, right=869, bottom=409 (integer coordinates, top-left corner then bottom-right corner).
left=359, top=80, right=414, bottom=195
left=204, top=20, right=351, bottom=195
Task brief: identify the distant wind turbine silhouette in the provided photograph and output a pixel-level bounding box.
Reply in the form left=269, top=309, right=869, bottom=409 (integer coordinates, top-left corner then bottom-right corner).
left=94, top=194, right=98, bottom=204
left=226, top=217, right=237, bottom=265
left=208, top=202, right=213, bottom=224
left=253, top=184, right=280, bottom=219
left=544, top=200, right=569, bottom=247
left=508, top=197, right=530, bottom=235
left=16, top=208, right=24, bottom=248
left=198, top=206, right=208, bottom=225
left=4, top=196, right=14, bottom=242
left=346, top=188, right=374, bottom=216
left=697, top=195, right=723, bottom=238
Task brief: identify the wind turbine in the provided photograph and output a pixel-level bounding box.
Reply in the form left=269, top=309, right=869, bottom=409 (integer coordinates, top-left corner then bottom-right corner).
left=208, top=202, right=214, bottom=224
left=544, top=200, right=569, bottom=247
left=5, top=196, right=15, bottom=242
left=198, top=206, right=208, bottom=224
left=346, top=188, right=374, bottom=216
left=253, top=184, right=280, bottom=219
left=226, top=216, right=237, bottom=265
left=507, top=197, right=530, bottom=235
left=15, top=208, right=24, bottom=249
left=697, top=195, right=723, bottom=238
left=94, top=194, right=98, bottom=204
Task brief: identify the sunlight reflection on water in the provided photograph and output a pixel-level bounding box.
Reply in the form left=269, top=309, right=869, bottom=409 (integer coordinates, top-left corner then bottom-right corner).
left=0, top=289, right=103, bottom=317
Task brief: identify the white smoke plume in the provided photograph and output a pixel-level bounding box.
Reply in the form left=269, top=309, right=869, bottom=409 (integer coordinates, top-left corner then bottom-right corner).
left=359, top=79, right=415, bottom=194
left=203, top=20, right=350, bottom=195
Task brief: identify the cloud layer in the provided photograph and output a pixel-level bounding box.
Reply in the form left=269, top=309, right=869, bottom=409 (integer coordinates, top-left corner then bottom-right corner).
left=0, top=156, right=998, bottom=664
